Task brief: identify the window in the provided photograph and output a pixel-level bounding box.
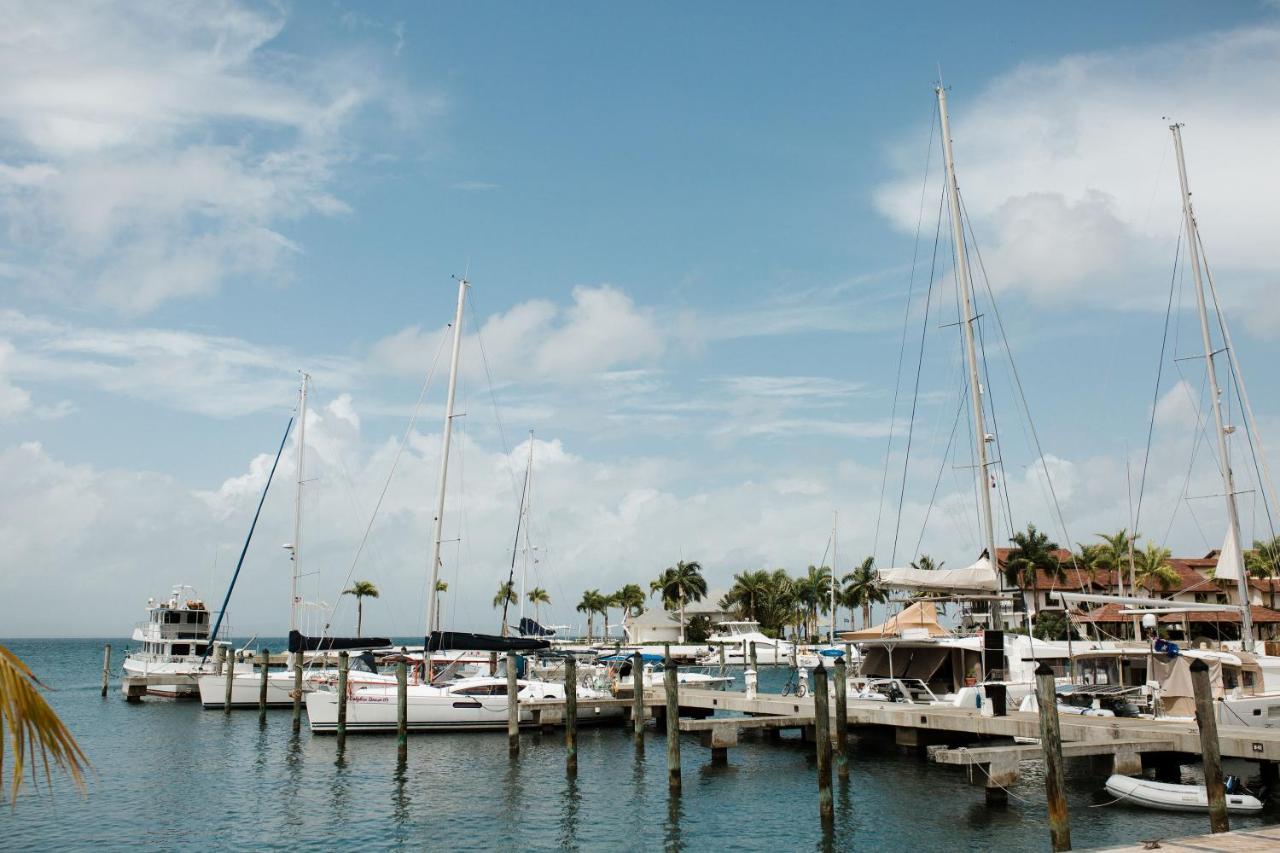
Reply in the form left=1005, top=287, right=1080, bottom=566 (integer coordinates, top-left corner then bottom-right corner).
left=453, top=684, right=507, bottom=696
left=1194, top=593, right=1207, bottom=603
left=171, top=644, right=190, bottom=656
left=1216, top=593, right=1229, bottom=605
left=163, top=611, right=180, bottom=624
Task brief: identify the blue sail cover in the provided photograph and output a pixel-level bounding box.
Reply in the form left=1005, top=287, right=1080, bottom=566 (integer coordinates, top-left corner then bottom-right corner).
left=518, top=617, right=556, bottom=637
left=288, top=630, right=392, bottom=653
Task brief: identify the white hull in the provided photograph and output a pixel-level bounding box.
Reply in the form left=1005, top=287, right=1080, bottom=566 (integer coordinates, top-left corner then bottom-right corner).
left=1105, top=774, right=1262, bottom=813
left=198, top=668, right=400, bottom=708
left=305, top=677, right=621, bottom=733
left=122, top=656, right=230, bottom=699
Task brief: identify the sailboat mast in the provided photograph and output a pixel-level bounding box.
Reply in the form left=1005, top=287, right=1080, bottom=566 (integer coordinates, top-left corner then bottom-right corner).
left=519, top=430, right=534, bottom=623
left=426, top=277, right=469, bottom=664
left=830, top=510, right=838, bottom=645
left=1171, top=123, right=1254, bottom=651
left=290, top=373, right=309, bottom=634
left=936, top=86, right=1001, bottom=628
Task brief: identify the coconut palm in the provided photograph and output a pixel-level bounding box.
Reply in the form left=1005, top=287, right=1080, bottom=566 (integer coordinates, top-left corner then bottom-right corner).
left=842, top=557, right=884, bottom=630
left=755, top=570, right=795, bottom=638
left=650, top=560, right=707, bottom=642
left=911, top=554, right=943, bottom=571
left=1133, top=541, right=1180, bottom=593
left=493, top=580, right=518, bottom=636
left=1, top=644, right=88, bottom=803
left=1246, top=536, right=1280, bottom=610
left=342, top=580, right=379, bottom=638
left=527, top=587, right=551, bottom=624
left=1004, top=524, right=1064, bottom=617
left=576, top=589, right=606, bottom=640
left=725, top=570, right=771, bottom=623
left=792, top=565, right=831, bottom=641
left=1095, top=528, right=1139, bottom=592
left=613, top=584, right=645, bottom=618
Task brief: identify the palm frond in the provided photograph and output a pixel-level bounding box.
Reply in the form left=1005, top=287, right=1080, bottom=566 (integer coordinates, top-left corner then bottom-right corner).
left=0, top=644, right=89, bottom=804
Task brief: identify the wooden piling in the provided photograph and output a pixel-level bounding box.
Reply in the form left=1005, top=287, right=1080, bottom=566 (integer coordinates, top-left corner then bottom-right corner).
left=291, top=655, right=303, bottom=732
left=1190, top=658, right=1229, bottom=834
left=565, top=656, right=578, bottom=774
left=749, top=641, right=757, bottom=672
left=665, top=653, right=681, bottom=793
left=396, top=660, right=408, bottom=750
left=100, top=644, right=111, bottom=697
left=833, top=656, right=849, bottom=781
left=1035, top=662, right=1071, bottom=851
left=813, top=661, right=834, bottom=825
left=507, top=654, right=520, bottom=756
left=336, top=650, right=349, bottom=746
left=223, top=651, right=235, bottom=714
left=258, top=647, right=270, bottom=722
left=632, top=651, right=645, bottom=748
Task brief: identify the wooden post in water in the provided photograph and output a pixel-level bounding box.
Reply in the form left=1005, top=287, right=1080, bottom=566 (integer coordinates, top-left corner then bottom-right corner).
left=632, top=651, right=645, bottom=748
left=224, top=651, right=235, bottom=714
left=100, top=644, right=111, bottom=697
left=291, top=654, right=303, bottom=732
left=336, top=650, right=349, bottom=747
left=749, top=641, right=757, bottom=672
left=1191, top=658, right=1229, bottom=834
left=1035, top=662, right=1071, bottom=851
left=258, top=647, right=270, bottom=722
left=507, top=654, right=520, bottom=756
left=833, top=656, right=849, bottom=781
left=813, top=661, right=834, bottom=825
left=565, top=656, right=578, bottom=774
left=396, top=659, right=408, bottom=750
left=665, top=652, right=681, bottom=793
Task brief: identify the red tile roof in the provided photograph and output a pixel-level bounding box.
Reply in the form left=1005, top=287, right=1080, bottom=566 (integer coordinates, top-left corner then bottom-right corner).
left=1071, top=602, right=1280, bottom=624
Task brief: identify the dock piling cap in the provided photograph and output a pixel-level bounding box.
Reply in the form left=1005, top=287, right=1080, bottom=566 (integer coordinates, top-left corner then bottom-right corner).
left=1189, top=657, right=1209, bottom=673
left=1034, top=661, right=1054, bottom=677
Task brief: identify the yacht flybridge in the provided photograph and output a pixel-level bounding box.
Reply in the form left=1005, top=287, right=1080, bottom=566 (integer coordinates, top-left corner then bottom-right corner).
left=122, top=587, right=240, bottom=698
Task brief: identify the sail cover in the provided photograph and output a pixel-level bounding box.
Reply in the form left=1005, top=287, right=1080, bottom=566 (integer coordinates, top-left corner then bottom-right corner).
left=878, top=555, right=998, bottom=593
left=426, top=631, right=551, bottom=653
left=288, top=630, right=392, bottom=653
left=1215, top=525, right=1243, bottom=582
left=518, top=617, right=556, bottom=637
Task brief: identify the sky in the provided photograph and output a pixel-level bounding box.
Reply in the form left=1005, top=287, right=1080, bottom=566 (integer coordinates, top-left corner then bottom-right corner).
left=4, top=1, right=1280, bottom=637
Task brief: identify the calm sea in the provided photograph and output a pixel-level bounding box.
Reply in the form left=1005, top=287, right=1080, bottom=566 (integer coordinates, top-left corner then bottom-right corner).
left=2, top=638, right=1274, bottom=851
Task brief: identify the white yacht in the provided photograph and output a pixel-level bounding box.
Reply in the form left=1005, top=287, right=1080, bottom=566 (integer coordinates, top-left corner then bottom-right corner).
left=698, top=621, right=797, bottom=666
left=122, top=586, right=240, bottom=698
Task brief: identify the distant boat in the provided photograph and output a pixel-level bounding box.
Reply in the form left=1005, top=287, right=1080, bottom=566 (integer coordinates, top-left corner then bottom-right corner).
left=122, top=587, right=240, bottom=698
left=1105, top=774, right=1262, bottom=813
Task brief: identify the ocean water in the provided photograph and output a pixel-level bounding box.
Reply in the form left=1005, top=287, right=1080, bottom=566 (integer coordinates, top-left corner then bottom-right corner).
left=3, top=638, right=1276, bottom=851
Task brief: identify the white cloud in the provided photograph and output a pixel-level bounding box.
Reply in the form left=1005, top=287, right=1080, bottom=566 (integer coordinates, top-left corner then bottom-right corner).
left=874, top=26, right=1280, bottom=329
left=0, top=1, right=408, bottom=313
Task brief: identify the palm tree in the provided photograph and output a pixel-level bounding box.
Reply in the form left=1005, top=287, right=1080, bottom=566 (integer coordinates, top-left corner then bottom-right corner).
left=434, top=580, right=447, bottom=631
left=1095, top=528, right=1139, bottom=593
left=911, top=554, right=943, bottom=572
left=1246, top=536, right=1280, bottom=610
left=527, top=587, right=551, bottom=624
left=725, top=570, right=770, bottom=623
left=792, top=565, right=831, bottom=641
left=1133, top=541, right=1180, bottom=594
left=613, top=584, right=645, bottom=618
left=842, top=557, right=883, bottom=630
left=342, top=580, right=379, bottom=638
left=1004, top=524, right=1064, bottom=617
left=755, top=570, right=795, bottom=638
left=0, top=645, right=88, bottom=803
left=1072, top=543, right=1103, bottom=585
left=493, top=580, right=518, bottom=637
left=601, top=591, right=620, bottom=641
left=577, top=589, right=605, bottom=640
left=650, top=560, right=707, bottom=642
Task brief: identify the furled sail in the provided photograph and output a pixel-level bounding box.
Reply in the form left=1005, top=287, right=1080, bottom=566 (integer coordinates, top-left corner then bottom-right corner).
left=426, top=631, right=551, bottom=653
left=518, top=617, right=556, bottom=637
left=877, top=555, right=998, bottom=593
left=1215, top=525, right=1243, bottom=582
left=288, top=630, right=392, bottom=653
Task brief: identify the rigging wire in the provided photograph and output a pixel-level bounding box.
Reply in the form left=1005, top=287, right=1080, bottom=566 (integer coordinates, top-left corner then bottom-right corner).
left=874, top=102, right=939, bottom=566
left=1133, top=229, right=1182, bottom=535
left=912, top=385, right=968, bottom=561
left=889, top=184, right=947, bottom=566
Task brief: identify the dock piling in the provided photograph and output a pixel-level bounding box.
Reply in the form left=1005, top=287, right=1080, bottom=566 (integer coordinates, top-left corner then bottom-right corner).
left=258, top=647, right=269, bottom=722
left=507, top=654, right=520, bottom=756
left=100, top=644, right=111, bottom=697
left=1190, top=657, right=1229, bottom=834
left=749, top=641, right=757, bottom=672
left=813, top=661, right=833, bottom=825
left=336, top=650, right=349, bottom=747
left=632, top=651, right=644, bottom=748
left=292, top=654, right=302, bottom=731
left=833, top=656, right=849, bottom=781
left=224, top=651, right=235, bottom=714
left=565, top=656, right=578, bottom=774
left=1035, top=662, right=1071, bottom=851
left=396, top=659, right=408, bottom=751
left=665, top=652, right=681, bottom=793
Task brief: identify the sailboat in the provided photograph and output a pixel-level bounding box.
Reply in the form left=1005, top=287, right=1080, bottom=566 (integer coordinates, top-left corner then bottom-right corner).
left=197, top=374, right=392, bottom=708
left=305, top=278, right=616, bottom=733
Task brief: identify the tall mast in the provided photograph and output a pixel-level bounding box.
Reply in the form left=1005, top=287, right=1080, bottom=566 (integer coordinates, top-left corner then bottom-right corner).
left=290, top=373, right=309, bottom=633
left=519, top=430, right=534, bottom=623
left=1171, top=123, right=1254, bottom=651
left=830, top=510, right=838, bottom=645
left=426, top=277, right=469, bottom=667
left=936, top=86, right=1001, bottom=627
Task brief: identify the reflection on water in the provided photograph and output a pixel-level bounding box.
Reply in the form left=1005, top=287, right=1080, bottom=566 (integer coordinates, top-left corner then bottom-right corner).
left=664, top=789, right=683, bottom=853
left=391, top=750, right=410, bottom=843
left=559, top=770, right=581, bottom=851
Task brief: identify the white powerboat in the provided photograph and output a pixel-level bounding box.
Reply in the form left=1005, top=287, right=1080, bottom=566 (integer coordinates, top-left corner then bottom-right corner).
left=122, top=586, right=240, bottom=698
left=698, top=621, right=797, bottom=666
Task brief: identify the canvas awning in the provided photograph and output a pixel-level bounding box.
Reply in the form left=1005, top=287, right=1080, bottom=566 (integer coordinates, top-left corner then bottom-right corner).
left=839, top=601, right=951, bottom=640
left=878, top=555, right=998, bottom=594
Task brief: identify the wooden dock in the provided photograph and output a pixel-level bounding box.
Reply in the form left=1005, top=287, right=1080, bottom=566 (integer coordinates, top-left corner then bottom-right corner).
left=1099, top=823, right=1280, bottom=851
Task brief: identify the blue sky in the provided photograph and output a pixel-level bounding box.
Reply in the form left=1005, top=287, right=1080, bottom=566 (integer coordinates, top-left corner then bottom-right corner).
left=3, top=1, right=1280, bottom=637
